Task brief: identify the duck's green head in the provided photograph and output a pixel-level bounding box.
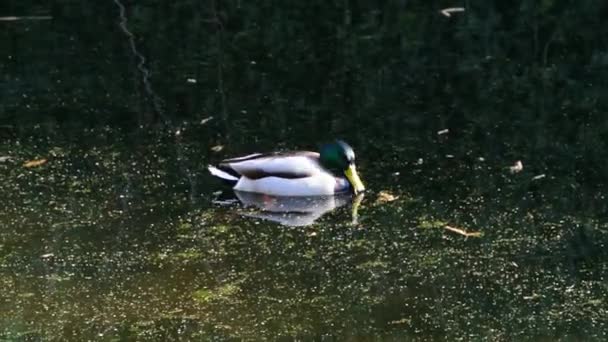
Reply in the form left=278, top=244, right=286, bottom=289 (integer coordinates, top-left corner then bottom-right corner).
left=320, top=140, right=366, bottom=194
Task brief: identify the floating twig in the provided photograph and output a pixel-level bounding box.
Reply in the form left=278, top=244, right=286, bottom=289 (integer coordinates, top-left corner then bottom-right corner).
left=444, top=225, right=482, bottom=237
left=440, top=7, right=465, bottom=17
left=0, top=16, right=52, bottom=21
left=532, top=174, right=546, bottom=181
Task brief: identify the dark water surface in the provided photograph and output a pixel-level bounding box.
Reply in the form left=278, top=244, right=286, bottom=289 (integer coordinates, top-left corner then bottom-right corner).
left=2, top=1, right=608, bottom=340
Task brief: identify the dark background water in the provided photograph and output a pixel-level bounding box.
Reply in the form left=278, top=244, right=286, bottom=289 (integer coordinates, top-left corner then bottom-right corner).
left=1, top=1, right=608, bottom=340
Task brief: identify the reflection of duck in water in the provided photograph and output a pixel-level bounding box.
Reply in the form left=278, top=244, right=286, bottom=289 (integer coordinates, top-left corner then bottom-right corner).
left=233, top=191, right=364, bottom=227
left=208, top=140, right=365, bottom=196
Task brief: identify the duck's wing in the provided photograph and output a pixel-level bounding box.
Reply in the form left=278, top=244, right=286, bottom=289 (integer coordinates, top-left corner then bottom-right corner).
left=220, top=151, right=322, bottom=179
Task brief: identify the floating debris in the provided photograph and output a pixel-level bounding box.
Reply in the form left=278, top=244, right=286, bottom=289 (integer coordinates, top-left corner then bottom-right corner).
left=437, top=129, right=449, bottom=135
left=200, top=116, right=214, bottom=125
left=212, top=199, right=239, bottom=206
left=440, top=7, right=465, bottom=17
left=509, top=160, right=523, bottom=173
left=23, top=158, right=47, bottom=168
left=532, top=174, right=546, bottom=181
left=388, top=318, right=411, bottom=325
left=210, top=145, right=224, bottom=152
left=186, top=78, right=197, bottom=83
left=444, top=225, right=482, bottom=237
left=0, top=156, right=12, bottom=162
left=445, top=154, right=454, bottom=158
left=415, top=158, right=424, bottom=165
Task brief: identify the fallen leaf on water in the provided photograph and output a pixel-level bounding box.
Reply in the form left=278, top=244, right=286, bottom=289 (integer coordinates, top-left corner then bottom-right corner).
left=23, top=158, right=47, bottom=168
left=375, top=190, right=399, bottom=204
left=444, top=225, right=482, bottom=237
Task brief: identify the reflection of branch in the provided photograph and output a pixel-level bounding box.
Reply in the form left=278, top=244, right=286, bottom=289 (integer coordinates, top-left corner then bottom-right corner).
left=351, top=193, right=365, bottom=225
left=542, top=29, right=557, bottom=68
left=211, top=0, right=228, bottom=129
left=113, top=0, right=167, bottom=124
left=444, top=225, right=482, bottom=237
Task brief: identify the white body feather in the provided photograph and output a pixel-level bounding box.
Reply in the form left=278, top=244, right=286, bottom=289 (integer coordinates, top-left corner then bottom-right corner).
left=234, top=174, right=348, bottom=196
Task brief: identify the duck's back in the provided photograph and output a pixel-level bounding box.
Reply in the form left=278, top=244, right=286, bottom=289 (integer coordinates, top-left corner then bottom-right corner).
left=222, top=151, right=323, bottom=179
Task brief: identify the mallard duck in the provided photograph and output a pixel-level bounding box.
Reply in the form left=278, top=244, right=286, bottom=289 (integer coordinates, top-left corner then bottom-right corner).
left=208, top=140, right=365, bottom=196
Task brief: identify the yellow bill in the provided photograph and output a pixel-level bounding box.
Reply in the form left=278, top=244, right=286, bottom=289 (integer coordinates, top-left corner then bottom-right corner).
left=344, top=164, right=365, bottom=194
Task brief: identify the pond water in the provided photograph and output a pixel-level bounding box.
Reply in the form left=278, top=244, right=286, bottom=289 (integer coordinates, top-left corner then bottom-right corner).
left=1, top=1, right=608, bottom=340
